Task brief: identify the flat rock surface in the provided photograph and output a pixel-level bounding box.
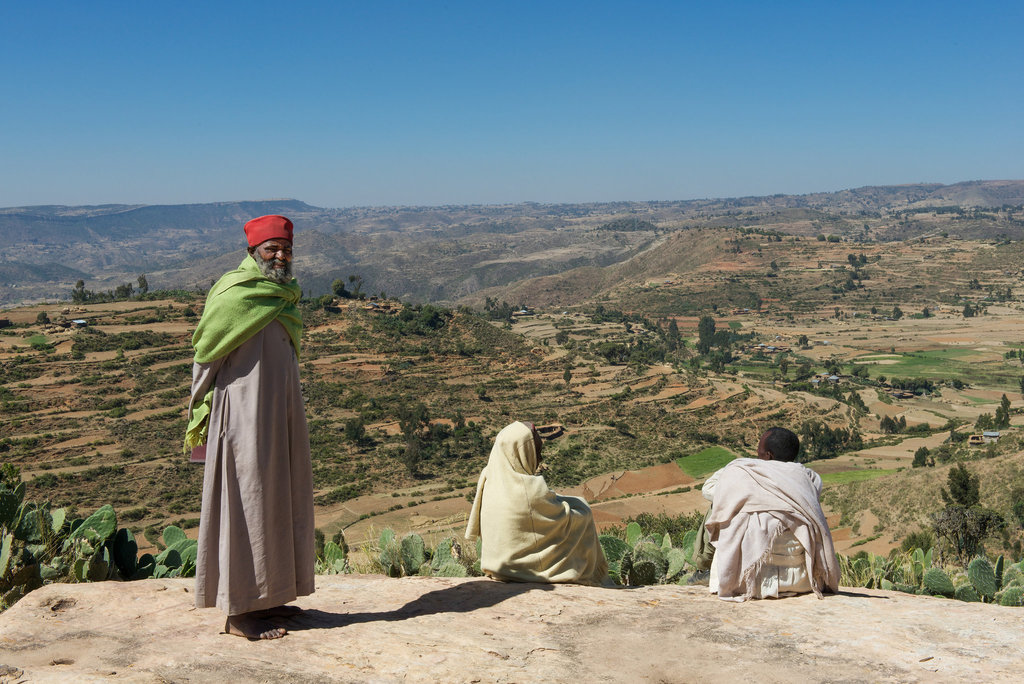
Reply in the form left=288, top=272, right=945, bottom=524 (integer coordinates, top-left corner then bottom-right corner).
left=0, top=575, right=1022, bottom=682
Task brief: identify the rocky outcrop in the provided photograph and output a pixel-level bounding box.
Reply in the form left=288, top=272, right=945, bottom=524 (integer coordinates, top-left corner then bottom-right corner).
left=0, top=575, right=1021, bottom=682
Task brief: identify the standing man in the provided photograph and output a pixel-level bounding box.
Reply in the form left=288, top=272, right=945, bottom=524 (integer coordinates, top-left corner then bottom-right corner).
left=185, top=215, right=315, bottom=640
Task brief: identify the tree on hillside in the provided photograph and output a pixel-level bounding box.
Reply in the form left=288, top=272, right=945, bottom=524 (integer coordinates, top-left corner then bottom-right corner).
left=941, top=464, right=979, bottom=507
left=996, top=394, right=1012, bottom=429
left=666, top=319, right=681, bottom=351
left=344, top=417, right=367, bottom=445
left=933, top=464, right=1003, bottom=566
left=347, top=275, right=364, bottom=299
left=398, top=402, right=430, bottom=475
left=798, top=420, right=862, bottom=461
left=331, top=278, right=350, bottom=298
left=136, top=274, right=149, bottom=295
left=891, top=306, right=903, bottom=320
left=696, top=316, right=715, bottom=355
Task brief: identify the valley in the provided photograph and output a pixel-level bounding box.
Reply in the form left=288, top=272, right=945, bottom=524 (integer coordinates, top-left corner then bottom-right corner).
left=4, top=222, right=1024, bottom=563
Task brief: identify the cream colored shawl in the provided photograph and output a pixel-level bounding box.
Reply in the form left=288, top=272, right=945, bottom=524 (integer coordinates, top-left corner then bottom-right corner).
left=705, top=458, right=839, bottom=600
left=466, top=422, right=608, bottom=585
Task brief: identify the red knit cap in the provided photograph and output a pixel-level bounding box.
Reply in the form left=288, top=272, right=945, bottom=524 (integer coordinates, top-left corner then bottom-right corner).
left=244, top=215, right=293, bottom=247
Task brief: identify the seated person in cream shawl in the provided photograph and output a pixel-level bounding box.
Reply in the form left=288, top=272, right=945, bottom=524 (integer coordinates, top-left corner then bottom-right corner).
left=702, top=427, right=839, bottom=601
left=465, top=422, right=608, bottom=585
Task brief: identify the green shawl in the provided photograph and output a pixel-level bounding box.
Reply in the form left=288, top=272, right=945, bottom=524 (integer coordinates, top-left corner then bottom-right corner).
left=184, top=255, right=302, bottom=450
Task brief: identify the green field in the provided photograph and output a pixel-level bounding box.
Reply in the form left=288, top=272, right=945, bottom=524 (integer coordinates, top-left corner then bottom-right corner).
left=818, top=468, right=898, bottom=485
left=853, top=349, right=1019, bottom=388
left=676, top=446, right=736, bottom=478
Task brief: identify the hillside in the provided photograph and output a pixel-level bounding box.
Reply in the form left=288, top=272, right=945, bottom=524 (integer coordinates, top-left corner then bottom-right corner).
left=4, top=229, right=1024, bottom=559
left=3, top=180, right=1024, bottom=307
left=466, top=227, right=1024, bottom=316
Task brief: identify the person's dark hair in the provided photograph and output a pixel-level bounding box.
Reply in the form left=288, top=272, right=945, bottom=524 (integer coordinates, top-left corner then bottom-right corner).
left=762, top=427, right=800, bottom=462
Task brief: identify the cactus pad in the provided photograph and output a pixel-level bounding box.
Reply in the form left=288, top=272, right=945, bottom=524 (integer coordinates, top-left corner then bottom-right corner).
left=433, top=562, right=468, bottom=577
left=625, top=522, right=642, bottom=547
left=922, top=567, right=955, bottom=597
left=998, top=586, right=1024, bottom=607
left=400, top=533, right=425, bottom=575
left=598, top=535, right=630, bottom=563
left=629, top=559, right=659, bottom=585
left=954, top=584, right=981, bottom=602
left=968, top=557, right=997, bottom=597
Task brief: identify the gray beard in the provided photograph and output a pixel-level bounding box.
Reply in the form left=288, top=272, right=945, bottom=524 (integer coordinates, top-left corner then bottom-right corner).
left=256, top=257, right=292, bottom=284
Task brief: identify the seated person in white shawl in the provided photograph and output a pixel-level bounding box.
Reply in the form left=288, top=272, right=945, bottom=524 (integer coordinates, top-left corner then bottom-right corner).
left=465, top=421, right=608, bottom=585
left=702, top=427, right=839, bottom=601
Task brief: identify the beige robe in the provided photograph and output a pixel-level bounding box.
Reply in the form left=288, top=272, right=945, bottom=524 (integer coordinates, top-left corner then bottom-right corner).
left=704, top=458, right=839, bottom=601
left=466, top=422, right=608, bottom=585
left=192, top=320, right=315, bottom=615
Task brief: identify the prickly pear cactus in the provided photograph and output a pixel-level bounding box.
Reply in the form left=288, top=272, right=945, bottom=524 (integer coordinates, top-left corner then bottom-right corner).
left=923, top=567, right=955, bottom=597
left=629, top=559, right=659, bottom=586
left=968, top=557, right=997, bottom=598
left=112, top=528, right=138, bottom=579
left=400, top=533, right=425, bottom=575
left=433, top=562, right=468, bottom=578
left=625, top=522, right=642, bottom=547
left=999, top=564, right=1024, bottom=589
left=955, top=584, right=981, bottom=602
left=879, top=579, right=896, bottom=591
left=0, top=488, right=22, bottom=528
left=618, top=549, right=634, bottom=585
left=0, top=532, right=13, bottom=578
left=598, top=535, right=630, bottom=564
left=379, top=543, right=402, bottom=577
left=666, top=548, right=687, bottom=580
left=68, top=505, right=117, bottom=545
left=318, top=541, right=347, bottom=574
left=997, top=586, right=1024, bottom=607
left=430, top=537, right=456, bottom=570
left=681, top=529, right=698, bottom=566
left=634, top=542, right=668, bottom=578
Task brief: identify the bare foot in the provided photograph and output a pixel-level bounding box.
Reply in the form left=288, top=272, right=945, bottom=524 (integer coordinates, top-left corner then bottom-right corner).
left=224, top=614, right=286, bottom=640
left=253, top=605, right=302, bottom=619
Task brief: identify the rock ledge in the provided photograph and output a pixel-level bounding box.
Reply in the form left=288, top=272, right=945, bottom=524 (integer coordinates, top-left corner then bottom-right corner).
left=0, top=575, right=1021, bottom=682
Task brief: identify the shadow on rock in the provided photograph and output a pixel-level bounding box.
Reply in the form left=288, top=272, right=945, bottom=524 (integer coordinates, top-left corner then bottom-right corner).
left=833, top=589, right=892, bottom=600
left=286, top=580, right=556, bottom=631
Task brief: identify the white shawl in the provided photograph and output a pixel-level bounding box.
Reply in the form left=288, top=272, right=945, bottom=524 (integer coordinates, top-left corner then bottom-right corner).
left=705, top=458, right=839, bottom=600
left=466, top=422, right=608, bottom=585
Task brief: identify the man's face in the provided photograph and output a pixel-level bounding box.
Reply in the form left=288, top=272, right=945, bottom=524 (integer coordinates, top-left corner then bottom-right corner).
left=252, top=239, right=293, bottom=283
left=756, top=432, right=771, bottom=460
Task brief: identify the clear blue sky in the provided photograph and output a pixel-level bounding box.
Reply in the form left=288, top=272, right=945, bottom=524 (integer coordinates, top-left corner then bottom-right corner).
left=2, top=1, right=1022, bottom=208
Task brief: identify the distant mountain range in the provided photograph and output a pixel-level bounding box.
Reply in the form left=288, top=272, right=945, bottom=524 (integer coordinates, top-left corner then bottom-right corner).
left=2, top=181, right=1023, bottom=308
